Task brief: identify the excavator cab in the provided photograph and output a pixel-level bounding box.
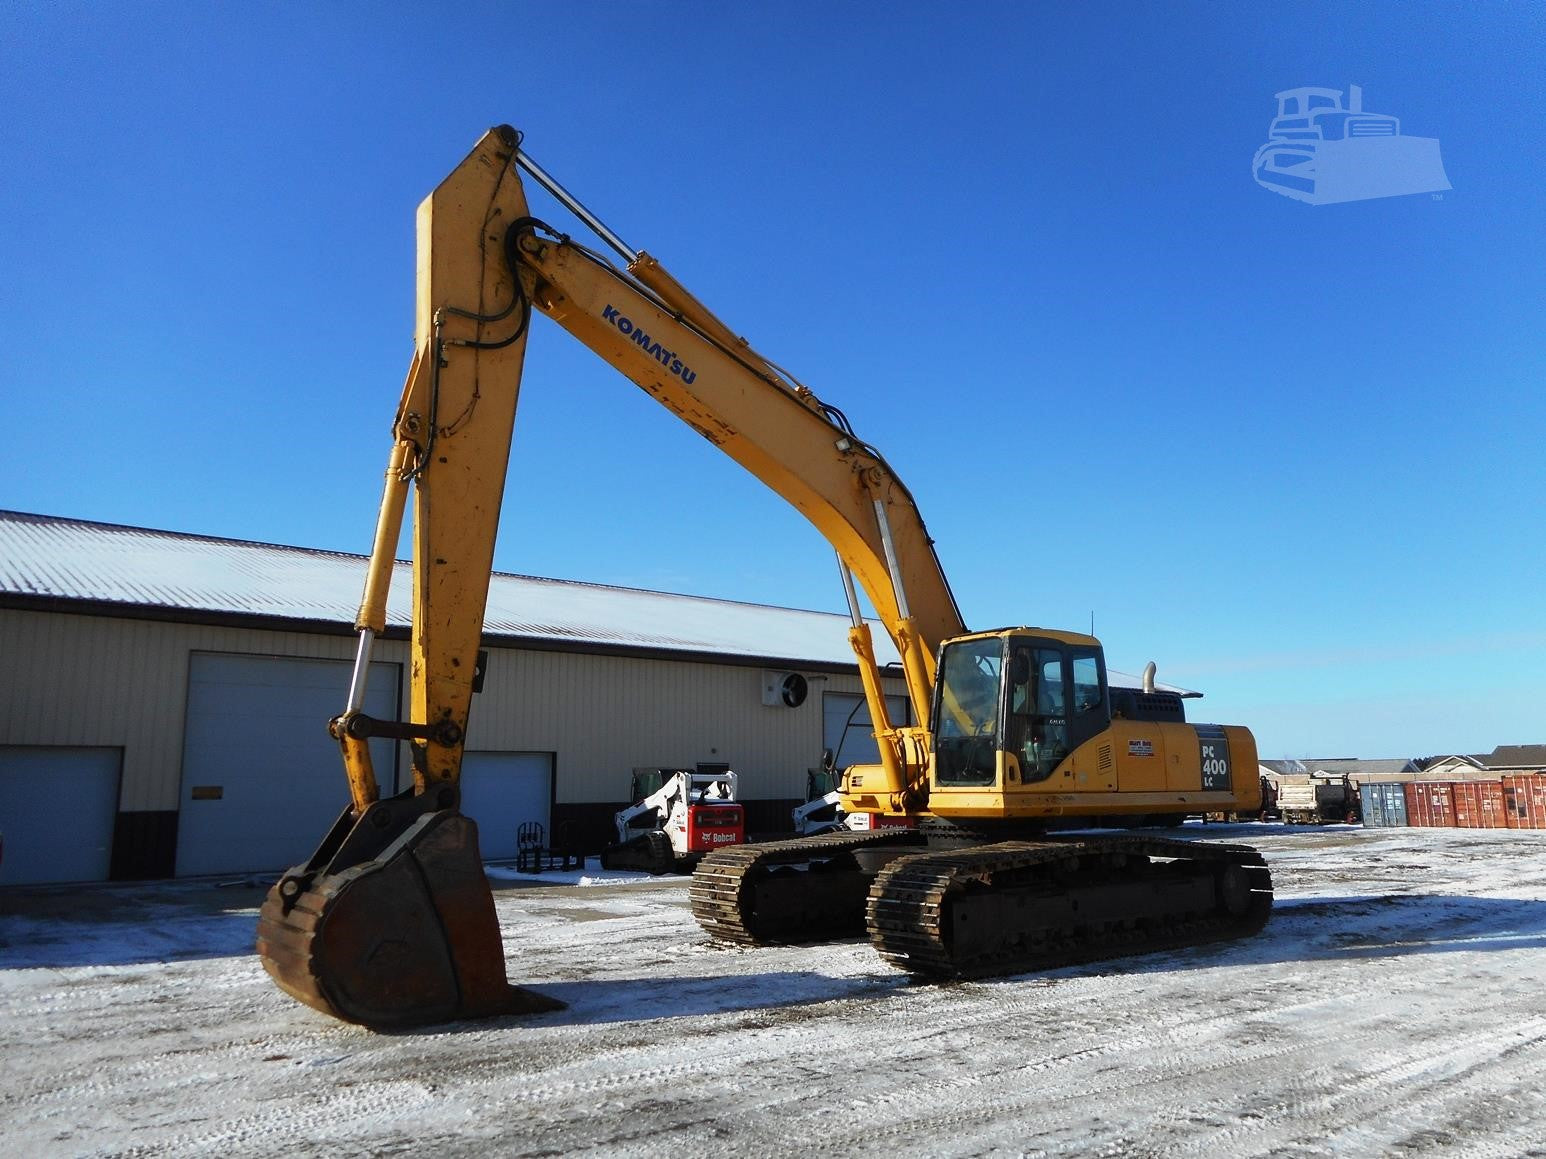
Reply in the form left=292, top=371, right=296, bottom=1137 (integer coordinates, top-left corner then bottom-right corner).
left=932, top=629, right=1113, bottom=788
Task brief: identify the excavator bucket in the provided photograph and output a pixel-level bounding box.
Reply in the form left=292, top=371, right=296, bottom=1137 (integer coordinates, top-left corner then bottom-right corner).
left=256, top=792, right=563, bottom=1029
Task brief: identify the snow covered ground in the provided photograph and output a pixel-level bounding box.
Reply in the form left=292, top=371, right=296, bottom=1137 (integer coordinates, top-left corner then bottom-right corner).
left=4, top=823, right=1546, bottom=1157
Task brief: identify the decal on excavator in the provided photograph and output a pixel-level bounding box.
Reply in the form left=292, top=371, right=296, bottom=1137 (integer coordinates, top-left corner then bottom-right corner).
left=602, top=304, right=697, bottom=383
left=1198, top=728, right=1232, bottom=790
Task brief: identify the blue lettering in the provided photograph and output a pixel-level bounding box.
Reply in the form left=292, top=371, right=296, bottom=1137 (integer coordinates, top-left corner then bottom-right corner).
left=602, top=303, right=697, bottom=385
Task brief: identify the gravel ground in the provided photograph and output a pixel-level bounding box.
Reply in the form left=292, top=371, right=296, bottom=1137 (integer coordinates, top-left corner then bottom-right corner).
left=4, top=823, right=1546, bottom=1157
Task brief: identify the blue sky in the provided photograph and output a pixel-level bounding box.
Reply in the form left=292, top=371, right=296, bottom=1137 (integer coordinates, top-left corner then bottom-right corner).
left=3, top=2, right=1542, bottom=759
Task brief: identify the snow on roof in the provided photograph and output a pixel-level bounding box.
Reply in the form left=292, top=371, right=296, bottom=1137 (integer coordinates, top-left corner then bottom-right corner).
left=0, top=510, right=878, bottom=667
left=0, top=510, right=1184, bottom=689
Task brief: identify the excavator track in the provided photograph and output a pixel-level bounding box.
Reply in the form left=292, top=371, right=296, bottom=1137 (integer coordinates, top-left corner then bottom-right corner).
left=866, top=835, right=1272, bottom=980
left=690, top=829, right=927, bottom=945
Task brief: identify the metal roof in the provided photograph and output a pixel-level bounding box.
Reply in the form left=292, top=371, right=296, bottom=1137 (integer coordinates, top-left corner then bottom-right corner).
left=0, top=510, right=1186, bottom=689
left=1477, top=745, right=1546, bottom=769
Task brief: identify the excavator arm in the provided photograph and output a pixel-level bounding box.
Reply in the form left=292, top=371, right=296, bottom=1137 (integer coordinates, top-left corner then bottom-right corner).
left=258, top=126, right=960, bottom=1026
left=348, top=126, right=962, bottom=809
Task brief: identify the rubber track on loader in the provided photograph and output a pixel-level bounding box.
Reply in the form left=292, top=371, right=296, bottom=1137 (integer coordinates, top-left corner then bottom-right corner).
left=601, top=829, right=676, bottom=875
left=866, top=835, right=1272, bottom=980
left=691, top=829, right=926, bottom=945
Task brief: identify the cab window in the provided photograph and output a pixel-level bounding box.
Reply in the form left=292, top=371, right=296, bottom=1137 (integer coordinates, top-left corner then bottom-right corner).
left=933, top=638, right=1003, bottom=786
left=1072, top=652, right=1102, bottom=714
left=1006, top=645, right=1068, bottom=782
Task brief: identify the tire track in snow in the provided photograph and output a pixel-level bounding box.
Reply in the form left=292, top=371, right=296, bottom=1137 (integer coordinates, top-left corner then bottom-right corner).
left=778, top=966, right=1546, bottom=1158
left=8, top=826, right=1546, bottom=1155
left=1157, top=1011, right=1546, bottom=1157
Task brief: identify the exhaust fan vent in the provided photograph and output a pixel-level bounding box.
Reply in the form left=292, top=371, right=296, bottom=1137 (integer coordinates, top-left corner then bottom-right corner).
left=761, top=671, right=809, bottom=708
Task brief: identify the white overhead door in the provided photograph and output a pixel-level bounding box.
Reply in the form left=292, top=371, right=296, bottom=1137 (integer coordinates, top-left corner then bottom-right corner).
left=0, top=746, right=121, bottom=885
left=822, top=692, right=910, bottom=772
left=175, top=653, right=400, bottom=877
left=459, top=752, right=553, bottom=861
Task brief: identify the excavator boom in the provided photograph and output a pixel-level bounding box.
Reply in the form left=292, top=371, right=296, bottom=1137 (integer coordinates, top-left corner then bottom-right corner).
left=256, top=126, right=961, bottom=1026
left=257, top=128, right=549, bottom=1027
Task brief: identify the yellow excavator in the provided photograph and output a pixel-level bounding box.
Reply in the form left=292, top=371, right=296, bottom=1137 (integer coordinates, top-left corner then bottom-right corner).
left=257, top=126, right=1271, bottom=1029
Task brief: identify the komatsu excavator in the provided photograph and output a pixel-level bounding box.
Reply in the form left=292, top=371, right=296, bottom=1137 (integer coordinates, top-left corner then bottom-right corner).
left=256, top=126, right=1272, bottom=1029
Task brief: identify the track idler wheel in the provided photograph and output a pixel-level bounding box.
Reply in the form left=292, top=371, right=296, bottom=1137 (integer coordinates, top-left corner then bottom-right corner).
left=256, top=795, right=563, bottom=1029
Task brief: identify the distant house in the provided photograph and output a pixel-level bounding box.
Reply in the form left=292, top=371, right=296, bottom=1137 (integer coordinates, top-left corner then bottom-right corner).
left=1412, top=746, right=1546, bottom=778
left=1409, top=754, right=1489, bottom=780
left=1261, top=745, right=1546, bottom=790
left=1476, top=745, right=1546, bottom=773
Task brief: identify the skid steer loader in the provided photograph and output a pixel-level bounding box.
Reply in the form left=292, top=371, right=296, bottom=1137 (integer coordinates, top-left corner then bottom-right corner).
left=600, top=769, right=746, bottom=874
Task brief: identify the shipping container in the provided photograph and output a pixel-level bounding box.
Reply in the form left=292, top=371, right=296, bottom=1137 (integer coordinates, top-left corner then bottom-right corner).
left=1360, top=781, right=1408, bottom=827
left=1503, top=775, right=1546, bottom=829
left=1404, top=781, right=1457, bottom=828
left=1504, top=779, right=1528, bottom=828
left=1528, top=775, right=1546, bottom=830
left=1477, top=780, right=1507, bottom=829
left=1453, top=782, right=1483, bottom=829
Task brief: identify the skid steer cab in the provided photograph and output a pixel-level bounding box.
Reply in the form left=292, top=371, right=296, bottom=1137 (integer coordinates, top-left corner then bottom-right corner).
left=601, top=769, right=746, bottom=875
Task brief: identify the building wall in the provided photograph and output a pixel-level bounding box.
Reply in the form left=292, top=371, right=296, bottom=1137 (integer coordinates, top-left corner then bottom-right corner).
left=467, top=647, right=876, bottom=804
left=1, top=609, right=376, bottom=812
left=1, top=607, right=900, bottom=872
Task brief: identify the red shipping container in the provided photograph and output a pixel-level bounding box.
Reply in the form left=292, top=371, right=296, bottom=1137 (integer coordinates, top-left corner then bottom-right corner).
left=1404, top=781, right=1457, bottom=827
left=1477, top=780, right=1507, bottom=829
left=1453, top=782, right=1483, bottom=829
left=1503, top=776, right=1531, bottom=828
left=1526, top=775, right=1546, bottom=830
left=1432, top=783, right=1459, bottom=826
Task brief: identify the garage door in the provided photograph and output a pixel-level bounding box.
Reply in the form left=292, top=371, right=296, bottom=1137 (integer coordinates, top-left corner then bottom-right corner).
left=0, top=746, right=121, bottom=885
left=175, top=653, right=400, bottom=877
left=823, top=692, right=910, bottom=771
left=459, top=752, right=553, bottom=861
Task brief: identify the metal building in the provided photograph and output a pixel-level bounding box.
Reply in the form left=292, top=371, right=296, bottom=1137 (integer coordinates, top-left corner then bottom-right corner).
left=0, top=511, right=910, bottom=885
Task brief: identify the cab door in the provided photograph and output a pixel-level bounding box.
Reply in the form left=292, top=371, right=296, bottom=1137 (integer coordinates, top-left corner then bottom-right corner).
left=1064, top=647, right=1111, bottom=754
left=1005, top=641, right=1110, bottom=781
